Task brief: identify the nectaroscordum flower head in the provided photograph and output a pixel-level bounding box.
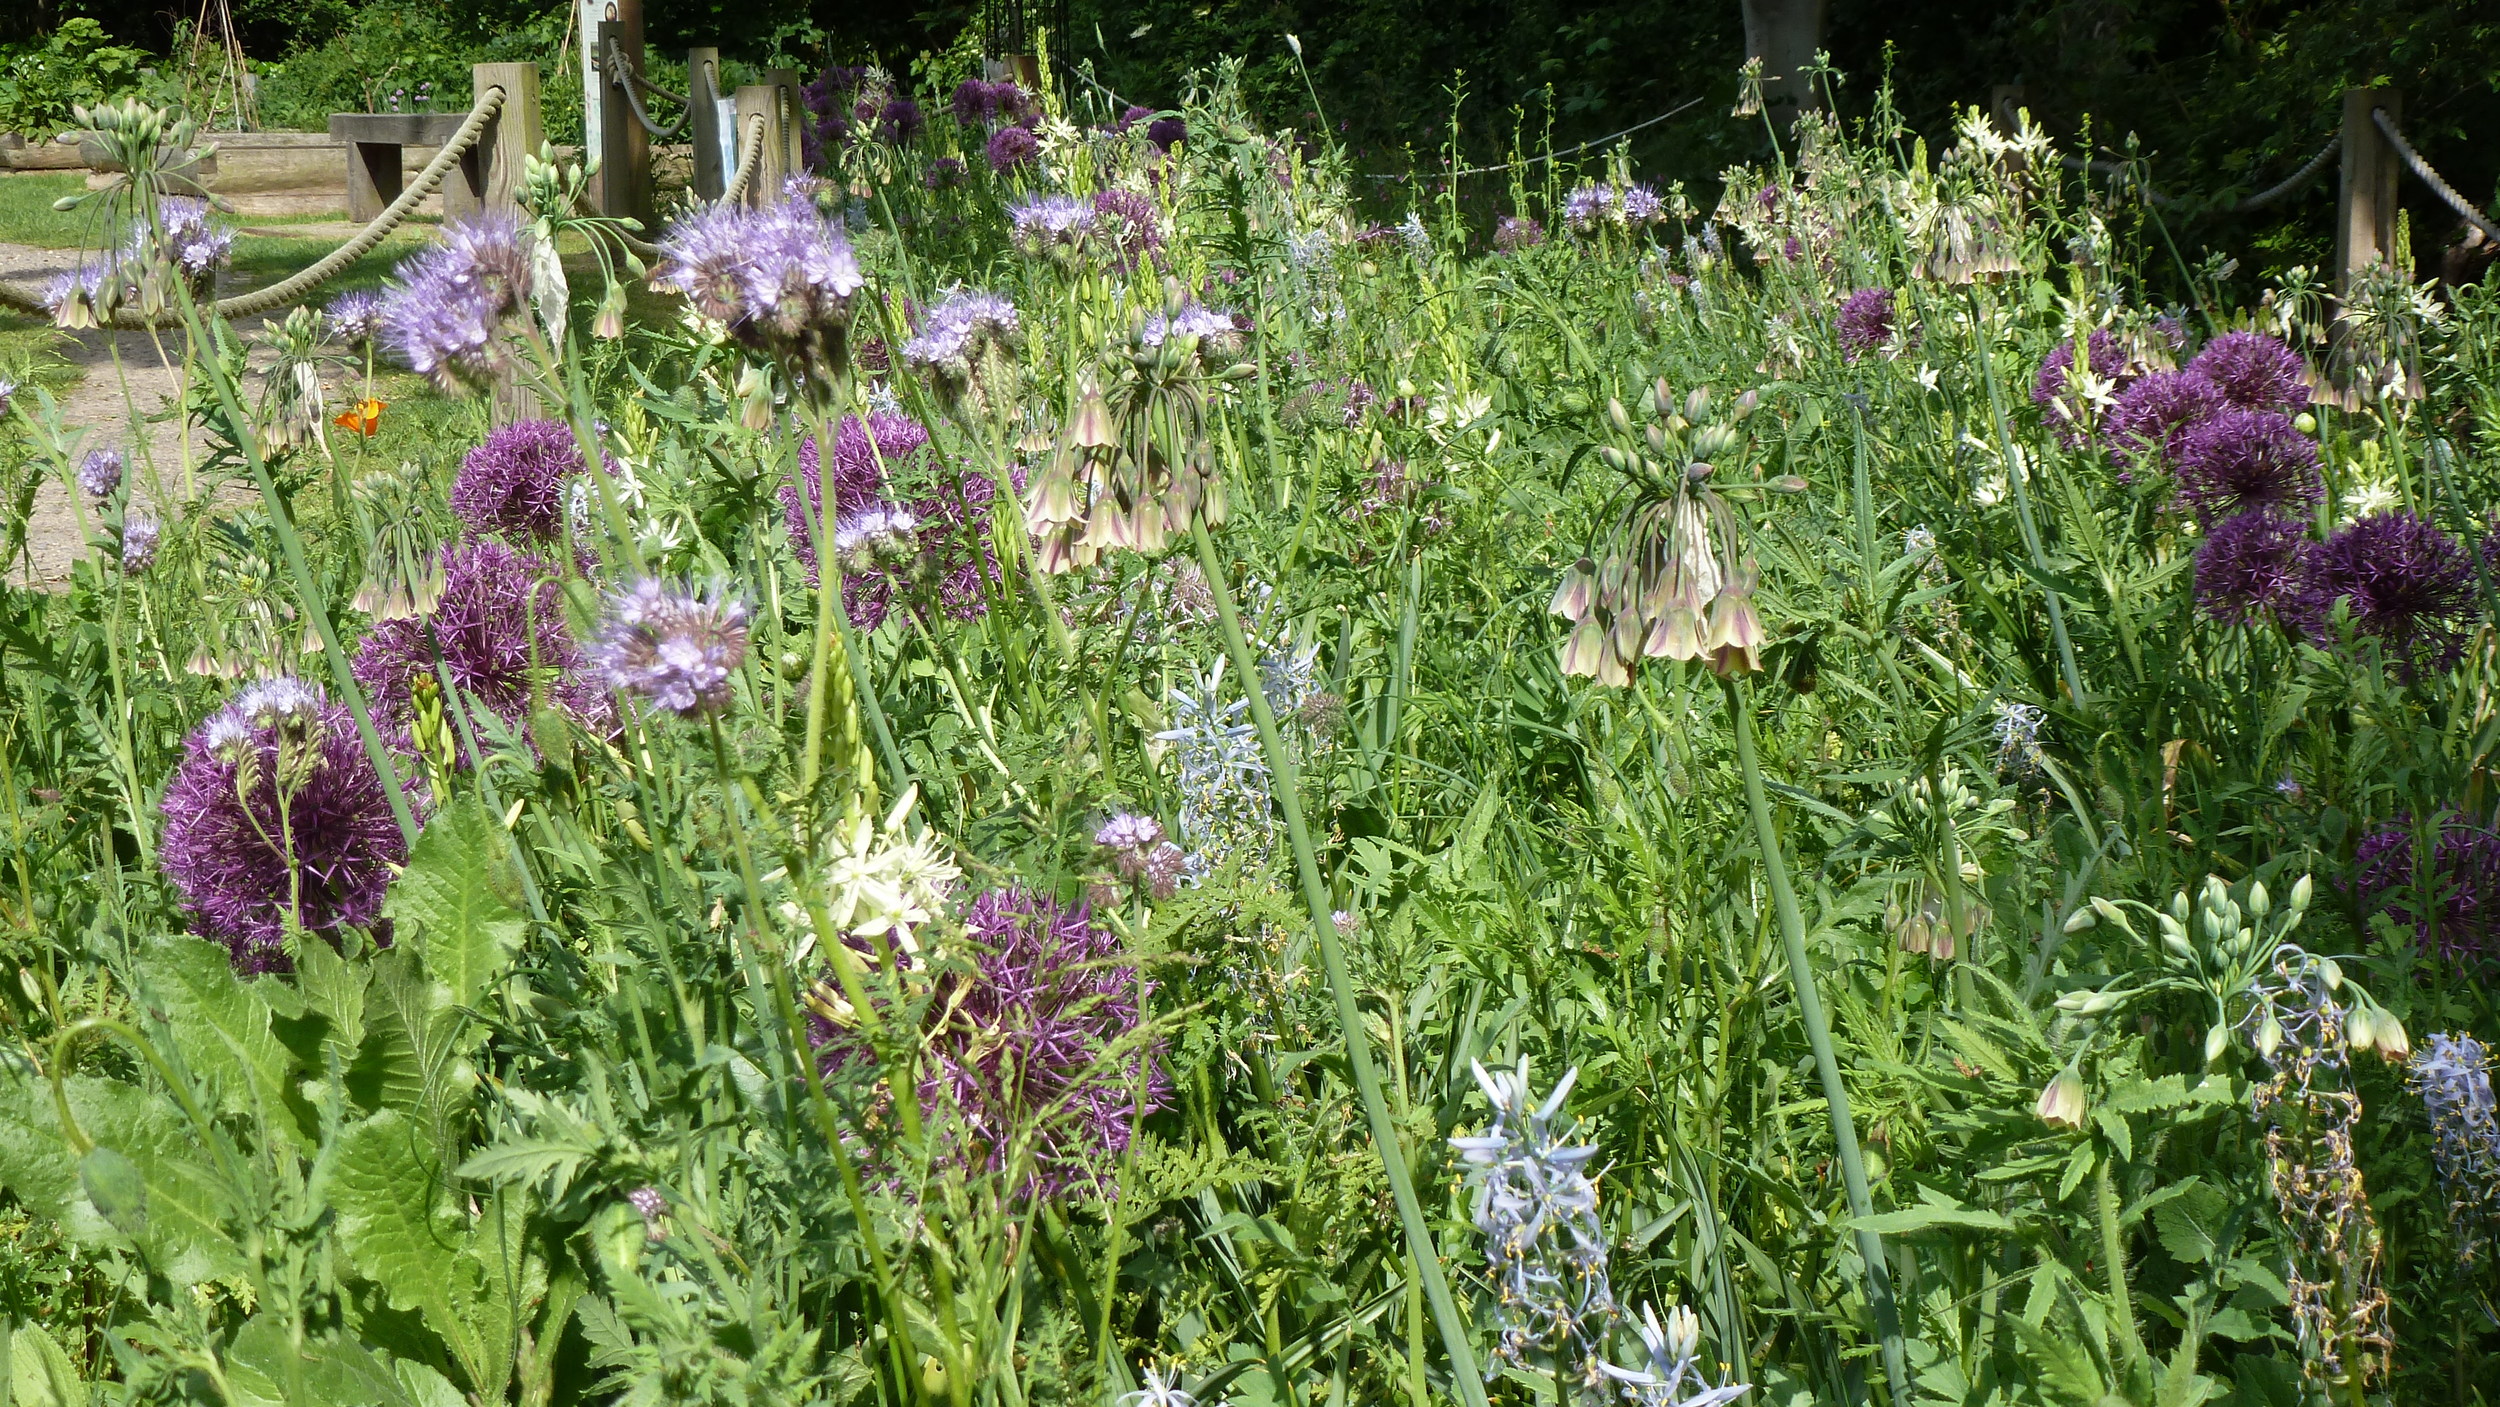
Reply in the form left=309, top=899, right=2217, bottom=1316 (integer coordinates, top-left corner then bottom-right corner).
left=592, top=577, right=750, bottom=717
left=159, top=679, right=414, bottom=971
left=380, top=210, right=538, bottom=392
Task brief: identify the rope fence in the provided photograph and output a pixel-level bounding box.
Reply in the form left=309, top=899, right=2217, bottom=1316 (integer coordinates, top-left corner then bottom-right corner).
left=2372, top=107, right=2500, bottom=246
left=719, top=111, right=765, bottom=207
left=608, top=38, right=688, bottom=141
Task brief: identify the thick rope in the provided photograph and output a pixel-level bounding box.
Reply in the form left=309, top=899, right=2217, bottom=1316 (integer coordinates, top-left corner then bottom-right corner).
left=2233, top=136, right=2339, bottom=213
left=0, top=85, right=510, bottom=326
left=2062, top=135, right=2335, bottom=214
left=2374, top=108, right=2500, bottom=246
left=719, top=112, right=765, bottom=206
left=607, top=40, right=688, bottom=141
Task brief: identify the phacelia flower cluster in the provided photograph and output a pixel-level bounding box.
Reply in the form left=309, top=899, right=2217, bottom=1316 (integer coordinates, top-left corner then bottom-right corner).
left=899, top=290, right=1018, bottom=400
left=159, top=678, right=414, bottom=971
left=651, top=197, right=864, bottom=396
left=380, top=210, right=539, bottom=392
left=593, top=578, right=750, bottom=717
left=1008, top=195, right=1096, bottom=257
left=77, top=446, right=123, bottom=501
left=1494, top=215, right=1545, bottom=252
left=1561, top=181, right=1669, bottom=236
left=1095, top=813, right=1188, bottom=900
left=324, top=289, right=384, bottom=346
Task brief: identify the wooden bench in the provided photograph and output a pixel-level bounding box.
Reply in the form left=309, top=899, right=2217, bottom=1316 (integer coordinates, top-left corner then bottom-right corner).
left=327, top=113, right=485, bottom=222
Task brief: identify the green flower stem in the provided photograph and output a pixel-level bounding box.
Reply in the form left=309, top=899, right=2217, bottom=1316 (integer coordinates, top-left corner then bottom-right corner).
left=1188, top=516, right=1489, bottom=1407
left=1964, top=288, right=2088, bottom=711
left=1721, top=675, right=1909, bottom=1406
left=2093, top=1161, right=2146, bottom=1366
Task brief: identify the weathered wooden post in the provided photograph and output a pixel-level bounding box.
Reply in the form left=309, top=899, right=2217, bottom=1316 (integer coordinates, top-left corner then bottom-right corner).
left=473, top=61, right=542, bottom=214
left=732, top=70, right=803, bottom=206
left=688, top=47, right=727, bottom=201
left=591, top=0, right=651, bottom=224
left=2335, top=87, right=2401, bottom=298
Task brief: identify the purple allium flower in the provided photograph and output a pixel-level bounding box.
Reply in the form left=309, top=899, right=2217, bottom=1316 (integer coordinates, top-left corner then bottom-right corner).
left=2174, top=407, right=2322, bottom=524
left=1562, top=183, right=1616, bottom=233
left=2190, top=331, right=2310, bottom=412
left=651, top=198, right=863, bottom=388
left=815, top=887, right=1167, bottom=1198
left=451, top=419, right=589, bottom=549
left=952, top=79, right=1031, bottom=126
left=1119, top=104, right=1153, bottom=131
left=1091, top=189, right=1163, bottom=268
left=780, top=413, right=1002, bottom=628
left=900, top=290, right=1018, bottom=378
left=2031, top=328, right=2130, bottom=409
left=986, top=124, right=1040, bottom=172
left=379, top=210, right=537, bottom=392
left=1007, top=194, right=1095, bottom=255
left=324, top=289, right=385, bottom=345
left=1835, top=288, right=1895, bottom=362
left=593, top=577, right=750, bottom=717
left=2105, top=369, right=2223, bottom=461
left=2193, top=511, right=2311, bottom=624
left=1620, top=182, right=1665, bottom=225
left=77, top=446, right=122, bottom=501
left=876, top=98, right=924, bottom=144
left=1494, top=215, right=1543, bottom=252
left=2354, top=815, right=2500, bottom=966
left=159, top=679, right=414, bottom=970
left=2299, top=511, right=2480, bottom=677
left=120, top=509, right=159, bottom=573
left=923, top=157, right=966, bottom=190
left=352, top=539, right=597, bottom=740
left=1145, top=115, right=1186, bottom=151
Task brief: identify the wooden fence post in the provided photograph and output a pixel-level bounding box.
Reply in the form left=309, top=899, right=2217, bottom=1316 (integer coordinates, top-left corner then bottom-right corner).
left=591, top=0, right=651, bottom=225
left=473, top=61, right=542, bottom=215
left=733, top=70, right=804, bottom=206
left=2335, top=87, right=2401, bottom=299
left=688, top=47, right=726, bottom=201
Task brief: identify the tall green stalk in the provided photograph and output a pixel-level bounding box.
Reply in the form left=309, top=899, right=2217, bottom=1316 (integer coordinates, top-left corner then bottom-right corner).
left=1721, top=675, right=1909, bottom=1406
left=1964, top=287, right=2088, bottom=712
left=1188, top=517, right=1490, bottom=1407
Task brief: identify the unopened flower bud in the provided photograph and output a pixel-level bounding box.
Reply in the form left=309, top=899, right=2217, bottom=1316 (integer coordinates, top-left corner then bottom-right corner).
left=2036, top=1071, right=2086, bottom=1129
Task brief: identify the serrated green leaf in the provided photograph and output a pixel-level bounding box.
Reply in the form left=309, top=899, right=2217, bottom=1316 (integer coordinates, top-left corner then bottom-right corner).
left=2106, top=1073, right=2191, bottom=1114
left=1852, top=1189, right=2017, bottom=1237
left=57, top=1077, right=246, bottom=1285
left=2094, top=1106, right=2134, bottom=1162
left=384, top=798, right=525, bottom=1012
left=347, top=948, right=473, bottom=1130
left=10, top=1321, right=88, bottom=1407
left=2057, top=1140, right=2096, bottom=1201
left=2152, top=1183, right=2229, bottom=1265
left=132, top=936, right=309, bottom=1151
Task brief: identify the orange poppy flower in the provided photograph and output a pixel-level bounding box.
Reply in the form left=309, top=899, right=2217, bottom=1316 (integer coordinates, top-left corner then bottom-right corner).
left=335, top=398, right=385, bottom=436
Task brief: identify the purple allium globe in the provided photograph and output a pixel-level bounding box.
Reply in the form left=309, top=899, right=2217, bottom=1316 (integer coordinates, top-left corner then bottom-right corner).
left=923, top=157, right=966, bottom=190
left=76, top=446, right=122, bottom=501
left=780, top=413, right=1003, bottom=629
left=650, top=197, right=864, bottom=395
left=2173, top=408, right=2322, bottom=524
left=2189, top=331, right=2310, bottom=412
left=1144, top=115, right=1186, bottom=151
left=593, top=578, right=750, bottom=717
left=119, top=509, right=160, bottom=574
left=451, top=419, right=593, bottom=549
left=2354, top=816, right=2500, bottom=967
left=2193, top=511, right=2311, bottom=624
left=1091, top=189, right=1163, bottom=269
left=986, top=124, right=1040, bottom=172
left=159, top=679, right=415, bottom=971
left=876, top=98, right=924, bottom=144
left=2298, top=511, right=2480, bottom=678
left=1835, top=288, right=1895, bottom=362
left=352, top=539, right=600, bottom=741
left=2106, top=369, right=2223, bottom=462
left=1494, top=215, right=1543, bottom=252
left=324, top=288, right=384, bottom=346
left=379, top=210, right=538, bottom=392
left=816, top=887, right=1168, bottom=1198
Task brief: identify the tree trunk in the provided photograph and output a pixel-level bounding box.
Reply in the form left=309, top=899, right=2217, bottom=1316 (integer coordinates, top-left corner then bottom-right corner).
left=1741, top=0, right=1829, bottom=130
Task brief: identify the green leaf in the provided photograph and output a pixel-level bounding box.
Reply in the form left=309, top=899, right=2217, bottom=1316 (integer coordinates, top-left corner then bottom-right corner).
left=2152, top=1184, right=2230, bottom=1265
left=132, top=936, right=309, bottom=1151
left=59, top=1077, right=246, bottom=1286
left=9, top=1321, right=88, bottom=1407
left=1853, top=1189, right=2017, bottom=1237
left=384, top=797, right=526, bottom=1011
left=78, top=1146, right=147, bottom=1239
left=346, top=948, right=472, bottom=1129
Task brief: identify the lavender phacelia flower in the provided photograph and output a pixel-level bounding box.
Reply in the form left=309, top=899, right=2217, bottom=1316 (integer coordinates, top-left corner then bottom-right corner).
left=324, top=288, right=385, bottom=345
left=379, top=210, right=538, bottom=392
left=352, top=539, right=598, bottom=741
left=77, top=446, right=123, bottom=501
left=2299, top=511, right=2479, bottom=677
left=2408, top=1033, right=2500, bottom=1260
left=1008, top=194, right=1096, bottom=256
left=1562, top=183, right=1617, bottom=233
left=143, top=196, right=234, bottom=282
left=2354, top=815, right=2500, bottom=964
left=2190, top=331, right=2311, bottom=412
left=159, top=679, right=414, bottom=970
left=2193, top=511, right=2312, bottom=625
left=1494, top=215, right=1544, bottom=252
left=2106, top=369, right=2223, bottom=462
left=451, top=419, right=592, bottom=549
left=899, top=290, right=1018, bottom=381
left=987, top=124, right=1041, bottom=172
left=119, top=509, right=159, bottom=574
left=2174, top=407, right=2322, bottom=524
left=42, top=259, right=112, bottom=327
left=651, top=197, right=864, bottom=394
left=593, top=577, right=750, bottom=717
left=1835, top=287, right=1894, bottom=361
left=1620, top=182, right=1666, bottom=225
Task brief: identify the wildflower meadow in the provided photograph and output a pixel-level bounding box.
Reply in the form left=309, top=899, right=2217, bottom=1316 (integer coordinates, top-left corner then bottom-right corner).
left=9, top=49, right=2500, bottom=1407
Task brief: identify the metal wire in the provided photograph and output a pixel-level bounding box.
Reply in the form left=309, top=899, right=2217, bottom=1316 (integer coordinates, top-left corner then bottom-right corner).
left=2374, top=108, right=2500, bottom=246
left=2062, top=135, right=2335, bottom=214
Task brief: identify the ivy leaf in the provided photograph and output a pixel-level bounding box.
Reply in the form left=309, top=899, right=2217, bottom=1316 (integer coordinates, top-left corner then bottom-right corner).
left=384, top=797, right=526, bottom=1012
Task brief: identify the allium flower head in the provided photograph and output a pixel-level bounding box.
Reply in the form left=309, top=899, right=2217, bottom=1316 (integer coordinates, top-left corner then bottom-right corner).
left=120, top=509, right=160, bottom=573
left=380, top=210, right=537, bottom=391
left=324, top=289, right=384, bottom=345
left=2193, top=511, right=2311, bottom=624
left=593, top=577, right=750, bottom=717
left=1145, top=115, right=1186, bottom=151
left=1091, top=189, right=1164, bottom=268
left=77, top=446, right=123, bottom=500
left=451, top=419, right=601, bottom=549
left=2174, top=408, right=2322, bottom=524
left=1835, top=288, right=1894, bottom=361
left=2032, top=328, right=2133, bottom=439
left=1495, top=215, right=1544, bottom=252
left=2298, top=511, right=2477, bottom=676
left=986, top=123, right=1040, bottom=171
left=2190, top=331, right=2311, bottom=411
left=2355, top=817, right=2500, bottom=966
left=923, top=157, right=966, bottom=190
left=2106, top=369, right=2223, bottom=461
left=352, top=539, right=599, bottom=741
left=159, top=680, right=413, bottom=970
left=875, top=97, right=924, bottom=144
left=2408, top=1033, right=2500, bottom=1260
left=782, top=413, right=1002, bottom=629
